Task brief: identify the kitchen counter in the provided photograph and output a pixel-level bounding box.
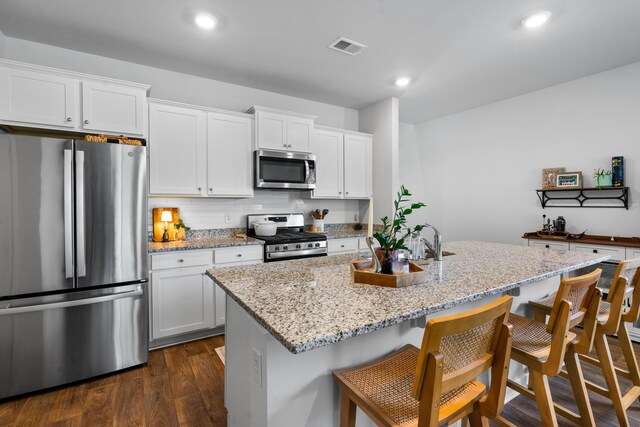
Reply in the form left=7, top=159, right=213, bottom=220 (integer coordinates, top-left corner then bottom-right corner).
left=523, top=231, right=640, bottom=248
left=208, top=240, right=607, bottom=354
left=216, top=240, right=608, bottom=427
left=321, top=228, right=369, bottom=239
left=148, top=236, right=263, bottom=253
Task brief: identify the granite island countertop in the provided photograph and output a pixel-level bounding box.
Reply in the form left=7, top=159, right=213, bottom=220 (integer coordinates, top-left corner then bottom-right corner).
left=148, top=236, right=263, bottom=253
left=207, top=241, right=608, bottom=354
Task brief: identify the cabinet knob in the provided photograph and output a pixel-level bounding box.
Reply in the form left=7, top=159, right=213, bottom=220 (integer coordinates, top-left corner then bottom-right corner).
left=341, top=245, right=345, bottom=248
left=84, top=120, right=90, bottom=124
left=236, top=253, right=242, bottom=257
left=178, top=259, right=185, bottom=263
left=66, top=117, right=72, bottom=122
left=545, top=245, right=550, bottom=249
left=593, top=249, right=598, bottom=253
left=338, top=191, right=342, bottom=194
left=346, top=192, right=349, bottom=195
left=197, top=186, right=202, bottom=191
left=209, top=187, right=213, bottom=191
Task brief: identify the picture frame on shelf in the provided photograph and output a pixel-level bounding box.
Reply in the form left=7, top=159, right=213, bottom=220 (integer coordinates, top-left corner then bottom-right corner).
left=541, top=167, right=565, bottom=189
left=556, top=172, right=582, bottom=189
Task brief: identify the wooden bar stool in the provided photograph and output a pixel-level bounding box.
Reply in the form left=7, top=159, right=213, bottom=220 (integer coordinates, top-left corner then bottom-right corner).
left=529, top=258, right=640, bottom=427
left=494, top=269, right=603, bottom=427
left=332, top=296, right=513, bottom=427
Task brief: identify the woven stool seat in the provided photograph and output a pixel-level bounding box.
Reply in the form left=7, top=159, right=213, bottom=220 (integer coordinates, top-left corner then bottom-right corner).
left=337, top=345, right=486, bottom=427
left=510, top=313, right=576, bottom=360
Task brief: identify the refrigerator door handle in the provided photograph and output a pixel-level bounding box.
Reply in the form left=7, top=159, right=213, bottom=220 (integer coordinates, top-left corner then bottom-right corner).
left=64, top=149, right=74, bottom=279
left=0, top=286, right=143, bottom=315
left=76, top=150, right=87, bottom=277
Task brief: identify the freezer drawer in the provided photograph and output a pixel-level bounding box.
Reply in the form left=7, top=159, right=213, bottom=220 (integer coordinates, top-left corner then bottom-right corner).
left=0, top=283, right=148, bottom=399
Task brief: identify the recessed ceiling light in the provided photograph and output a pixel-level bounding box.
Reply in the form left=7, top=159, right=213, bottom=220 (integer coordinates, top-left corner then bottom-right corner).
left=195, top=13, right=217, bottom=30
left=521, top=11, right=551, bottom=29
left=395, top=77, right=411, bottom=87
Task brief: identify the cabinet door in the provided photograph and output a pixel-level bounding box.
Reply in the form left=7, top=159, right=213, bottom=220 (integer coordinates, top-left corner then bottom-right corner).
left=207, top=112, right=253, bottom=197
left=529, top=240, right=570, bottom=251
left=286, top=116, right=313, bottom=152
left=328, top=238, right=360, bottom=254
left=570, top=243, right=626, bottom=262
left=151, top=266, right=214, bottom=339
left=628, top=249, right=640, bottom=259
left=81, top=81, right=145, bottom=136
left=256, top=110, right=287, bottom=150
left=215, top=284, right=226, bottom=327
left=343, top=134, right=372, bottom=199
left=312, top=129, right=344, bottom=198
left=149, top=103, right=206, bottom=195
left=0, top=67, right=78, bottom=128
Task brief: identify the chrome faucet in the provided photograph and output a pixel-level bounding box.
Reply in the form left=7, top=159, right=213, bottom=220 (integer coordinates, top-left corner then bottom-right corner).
left=421, top=223, right=442, bottom=261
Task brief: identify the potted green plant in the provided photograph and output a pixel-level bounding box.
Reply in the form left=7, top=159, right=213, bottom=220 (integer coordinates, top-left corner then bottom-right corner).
left=593, top=168, right=613, bottom=188
left=173, top=218, right=191, bottom=241
left=373, top=185, right=426, bottom=274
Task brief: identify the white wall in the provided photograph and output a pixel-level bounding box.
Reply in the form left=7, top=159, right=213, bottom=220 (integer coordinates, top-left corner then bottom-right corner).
left=3, top=36, right=365, bottom=229
left=413, top=62, right=640, bottom=244
left=359, top=98, right=399, bottom=222
left=398, top=122, right=428, bottom=222
left=0, top=28, right=5, bottom=57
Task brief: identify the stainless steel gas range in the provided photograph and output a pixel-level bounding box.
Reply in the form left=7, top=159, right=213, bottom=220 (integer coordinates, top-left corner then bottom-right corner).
left=247, top=213, right=327, bottom=262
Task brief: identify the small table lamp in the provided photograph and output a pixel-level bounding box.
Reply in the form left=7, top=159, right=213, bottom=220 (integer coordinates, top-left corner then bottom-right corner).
left=161, top=210, right=173, bottom=242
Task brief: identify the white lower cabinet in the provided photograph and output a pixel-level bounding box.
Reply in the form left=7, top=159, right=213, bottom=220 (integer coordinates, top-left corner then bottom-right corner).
left=629, top=249, right=640, bottom=259
left=569, top=243, right=626, bottom=262
left=328, top=238, right=360, bottom=255
left=528, top=240, right=570, bottom=251
left=151, top=265, right=214, bottom=339
left=150, top=246, right=263, bottom=344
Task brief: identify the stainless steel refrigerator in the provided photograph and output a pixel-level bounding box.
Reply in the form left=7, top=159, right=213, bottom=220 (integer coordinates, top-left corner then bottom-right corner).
left=0, top=130, right=148, bottom=399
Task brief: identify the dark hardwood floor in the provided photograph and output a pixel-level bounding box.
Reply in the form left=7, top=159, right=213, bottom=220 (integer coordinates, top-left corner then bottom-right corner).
left=0, top=335, right=226, bottom=427
left=1, top=333, right=639, bottom=426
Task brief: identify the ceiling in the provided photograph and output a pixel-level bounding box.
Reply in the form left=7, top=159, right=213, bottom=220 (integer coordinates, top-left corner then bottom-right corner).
left=0, top=0, right=639, bottom=124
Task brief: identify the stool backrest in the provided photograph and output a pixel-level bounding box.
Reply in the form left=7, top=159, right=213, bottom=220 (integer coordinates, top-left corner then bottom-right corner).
left=546, top=268, right=602, bottom=333
left=612, top=258, right=640, bottom=325
left=412, top=296, right=513, bottom=424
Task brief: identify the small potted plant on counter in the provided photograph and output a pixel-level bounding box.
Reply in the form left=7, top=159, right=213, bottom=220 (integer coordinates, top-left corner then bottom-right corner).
left=174, top=218, right=191, bottom=241
left=373, top=185, right=426, bottom=274
left=593, top=168, right=613, bottom=188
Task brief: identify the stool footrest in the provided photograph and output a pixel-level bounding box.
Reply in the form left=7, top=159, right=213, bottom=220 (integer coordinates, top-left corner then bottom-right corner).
left=579, top=354, right=634, bottom=380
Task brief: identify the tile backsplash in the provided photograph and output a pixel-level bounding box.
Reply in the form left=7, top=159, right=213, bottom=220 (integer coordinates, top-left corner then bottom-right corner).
left=148, top=190, right=368, bottom=232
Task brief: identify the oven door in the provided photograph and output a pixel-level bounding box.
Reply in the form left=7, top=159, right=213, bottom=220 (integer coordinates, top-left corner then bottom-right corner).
left=255, top=150, right=316, bottom=189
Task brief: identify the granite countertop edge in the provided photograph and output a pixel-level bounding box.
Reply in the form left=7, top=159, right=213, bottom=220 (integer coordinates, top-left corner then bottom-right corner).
left=148, top=237, right=263, bottom=253
left=208, top=251, right=609, bottom=354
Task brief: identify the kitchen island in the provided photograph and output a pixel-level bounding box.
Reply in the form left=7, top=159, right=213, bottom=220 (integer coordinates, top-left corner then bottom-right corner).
left=207, top=241, right=608, bottom=427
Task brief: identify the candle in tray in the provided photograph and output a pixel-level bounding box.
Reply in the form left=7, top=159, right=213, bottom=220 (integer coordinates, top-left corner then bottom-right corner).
left=368, top=197, right=373, bottom=236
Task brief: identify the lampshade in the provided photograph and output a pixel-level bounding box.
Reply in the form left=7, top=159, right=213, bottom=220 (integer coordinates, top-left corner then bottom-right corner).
left=160, top=211, right=173, bottom=222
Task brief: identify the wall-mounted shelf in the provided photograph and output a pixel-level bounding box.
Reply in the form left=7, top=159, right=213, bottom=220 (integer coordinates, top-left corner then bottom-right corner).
left=536, top=187, right=629, bottom=209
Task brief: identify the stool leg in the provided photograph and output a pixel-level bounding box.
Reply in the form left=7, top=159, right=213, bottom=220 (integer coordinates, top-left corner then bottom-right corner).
left=594, top=332, right=630, bottom=427
left=340, top=391, right=357, bottom=427
left=529, top=370, right=558, bottom=427
left=564, top=347, right=595, bottom=427
left=618, top=323, right=640, bottom=387
left=467, top=402, right=489, bottom=427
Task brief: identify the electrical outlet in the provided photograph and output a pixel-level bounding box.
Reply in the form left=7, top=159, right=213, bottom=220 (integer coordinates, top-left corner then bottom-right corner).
left=252, top=348, right=262, bottom=387
left=224, top=213, right=231, bottom=224
left=354, top=213, right=359, bottom=222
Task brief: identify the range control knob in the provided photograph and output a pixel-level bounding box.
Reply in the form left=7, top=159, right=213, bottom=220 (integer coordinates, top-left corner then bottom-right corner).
left=275, top=246, right=280, bottom=251
left=296, top=244, right=301, bottom=249
left=315, top=243, right=321, bottom=248
left=283, top=245, right=288, bottom=251
left=308, top=243, right=313, bottom=248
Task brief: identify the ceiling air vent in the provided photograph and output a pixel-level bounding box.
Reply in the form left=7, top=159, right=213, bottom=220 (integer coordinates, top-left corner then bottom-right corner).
left=328, top=37, right=367, bottom=56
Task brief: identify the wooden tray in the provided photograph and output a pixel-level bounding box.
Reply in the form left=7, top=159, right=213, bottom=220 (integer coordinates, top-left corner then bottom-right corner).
left=350, top=260, right=427, bottom=288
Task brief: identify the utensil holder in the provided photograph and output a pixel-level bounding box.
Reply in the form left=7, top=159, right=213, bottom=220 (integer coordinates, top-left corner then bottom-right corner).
left=313, top=219, right=325, bottom=232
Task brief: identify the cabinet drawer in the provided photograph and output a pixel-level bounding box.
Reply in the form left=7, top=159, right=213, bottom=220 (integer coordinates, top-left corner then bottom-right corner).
left=151, top=250, right=213, bottom=270
left=529, top=240, right=570, bottom=251
left=570, top=243, right=626, bottom=262
left=328, top=238, right=360, bottom=254
left=215, top=246, right=263, bottom=265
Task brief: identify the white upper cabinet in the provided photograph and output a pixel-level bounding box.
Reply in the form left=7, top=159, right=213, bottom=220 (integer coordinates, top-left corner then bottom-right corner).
left=312, top=129, right=344, bottom=198
left=312, top=126, right=372, bottom=199
left=81, top=81, right=145, bottom=135
left=0, top=59, right=149, bottom=136
left=343, top=133, right=372, bottom=199
left=207, top=112, right=254, bottom=197
left=249, top=106, right=316, bottom=152
left=149, top=102, right=207, bottom=196
left=0, top=67, right=78, bottom=128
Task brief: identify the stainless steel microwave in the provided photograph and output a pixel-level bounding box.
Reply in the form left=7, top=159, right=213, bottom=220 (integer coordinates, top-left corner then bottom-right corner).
left=255, top=150, right=316, bottom=190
